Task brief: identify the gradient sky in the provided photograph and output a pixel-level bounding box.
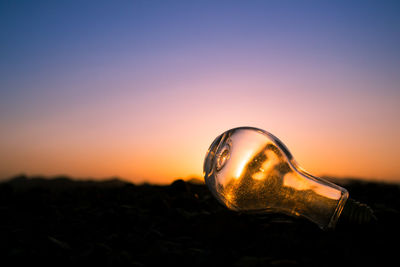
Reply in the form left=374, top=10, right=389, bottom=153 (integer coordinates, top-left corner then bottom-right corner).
left=1, top=0, right=399, bottom=184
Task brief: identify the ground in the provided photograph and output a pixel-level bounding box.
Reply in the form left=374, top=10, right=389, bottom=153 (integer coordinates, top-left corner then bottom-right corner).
left=1, top=176, right=399, bottom=266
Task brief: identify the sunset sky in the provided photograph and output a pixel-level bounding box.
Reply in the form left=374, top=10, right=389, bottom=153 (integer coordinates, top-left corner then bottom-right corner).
left=1, top=0, right=399, bottom=184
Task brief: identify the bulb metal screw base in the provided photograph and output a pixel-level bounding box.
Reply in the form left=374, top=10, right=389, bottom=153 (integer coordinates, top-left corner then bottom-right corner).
left=340, top=198, right=377, bottom=225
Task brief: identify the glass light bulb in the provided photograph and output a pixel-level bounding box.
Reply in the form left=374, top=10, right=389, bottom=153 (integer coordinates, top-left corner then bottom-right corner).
left=203, top=127, right=349, bottom=230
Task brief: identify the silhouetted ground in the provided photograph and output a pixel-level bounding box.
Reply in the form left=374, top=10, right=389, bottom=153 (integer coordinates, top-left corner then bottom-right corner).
left=1, top=175, right=399, bottom=266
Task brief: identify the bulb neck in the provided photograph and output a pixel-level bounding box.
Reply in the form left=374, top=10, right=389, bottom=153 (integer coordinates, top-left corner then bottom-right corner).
left=339, top=198, right=377, bottom=225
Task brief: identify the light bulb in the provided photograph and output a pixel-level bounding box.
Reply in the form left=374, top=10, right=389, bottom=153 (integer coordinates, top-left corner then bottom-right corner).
left=203, top=127, right=374, bottom=230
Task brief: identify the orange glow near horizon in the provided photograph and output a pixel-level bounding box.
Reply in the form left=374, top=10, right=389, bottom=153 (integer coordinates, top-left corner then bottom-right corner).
left=1, top=82, right=399, bottom=185
left=1, top=76, right=400, bottom=184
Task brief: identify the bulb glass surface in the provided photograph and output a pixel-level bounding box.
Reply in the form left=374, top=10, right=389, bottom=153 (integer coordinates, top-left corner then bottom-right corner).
left=204, top=127, right=349, bottom=229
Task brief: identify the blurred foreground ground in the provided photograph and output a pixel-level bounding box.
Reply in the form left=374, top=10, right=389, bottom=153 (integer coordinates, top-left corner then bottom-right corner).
left=1, top=176, right=399, bottom=266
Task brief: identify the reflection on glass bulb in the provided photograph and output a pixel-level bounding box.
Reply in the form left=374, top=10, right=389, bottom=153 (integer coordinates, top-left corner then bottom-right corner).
left=203, top=127, right=350, bottom=230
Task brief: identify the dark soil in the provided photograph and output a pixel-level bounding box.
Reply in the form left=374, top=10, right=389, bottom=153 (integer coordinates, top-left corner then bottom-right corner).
left=1, top=175, right=399, bottom=266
